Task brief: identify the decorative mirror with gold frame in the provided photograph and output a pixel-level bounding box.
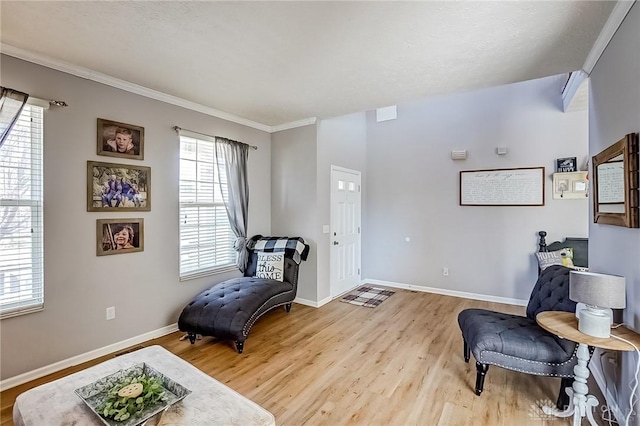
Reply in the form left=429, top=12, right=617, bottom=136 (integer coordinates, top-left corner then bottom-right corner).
left=592, top=133, right=639, bottom=228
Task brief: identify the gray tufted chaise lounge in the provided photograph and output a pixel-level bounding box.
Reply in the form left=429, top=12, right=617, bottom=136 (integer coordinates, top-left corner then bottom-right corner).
left=458, top=265, right=578, bottom=409
left=178, top=238, right=308, bottom=354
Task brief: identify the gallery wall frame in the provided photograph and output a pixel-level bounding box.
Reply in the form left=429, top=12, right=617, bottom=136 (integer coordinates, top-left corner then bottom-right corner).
left=87, top=161, right=151, bottom=212
left=97, top=218, right=144, bottom=256
left=97, top=118, right=144, bottom=160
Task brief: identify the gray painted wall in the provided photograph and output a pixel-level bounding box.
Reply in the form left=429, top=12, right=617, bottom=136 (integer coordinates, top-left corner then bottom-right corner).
left=364, top=75, right=589, bottom=301
left=271, top=124, right=318, bottom=301
left=316, top=114, right=367, bottom=301
left=0, top=48, right=596, bottom=385
left=271, top=114, right=367, bottom=303
left=0, top=55, right=272, bottom=380
left=589, top=3, right=640, bottom=421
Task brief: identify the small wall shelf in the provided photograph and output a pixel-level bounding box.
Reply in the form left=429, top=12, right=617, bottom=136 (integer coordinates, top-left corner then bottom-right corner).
left=553, top=171, right=588, bottom=199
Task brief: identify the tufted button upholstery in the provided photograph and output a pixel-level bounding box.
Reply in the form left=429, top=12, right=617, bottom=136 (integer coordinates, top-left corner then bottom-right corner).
left=526, top=265, right=575, bottom=320
left=178, top=275, right=295, bottom=342
left=178, top=236, right=307, bottom=352
left=458, top=265, right=578, bottom=377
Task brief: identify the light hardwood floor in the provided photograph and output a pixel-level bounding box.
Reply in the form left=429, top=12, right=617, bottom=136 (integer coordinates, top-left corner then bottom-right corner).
left=1, top=289, right=599, bottom=425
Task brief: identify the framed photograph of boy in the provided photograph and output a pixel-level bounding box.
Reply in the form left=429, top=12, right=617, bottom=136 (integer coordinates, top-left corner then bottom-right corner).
left=97, top=218, right=144, bottom=256
left=97, top=118, right=144, bottom=160
left=87, top=161, right=151, bottom=212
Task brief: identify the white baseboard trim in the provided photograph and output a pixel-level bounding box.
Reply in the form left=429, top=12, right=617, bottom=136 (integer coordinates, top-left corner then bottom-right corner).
left=363, top=278, right=528, bottom=306
left=317, top=296, right=332, bottom=307
left=0, top=323, right=179, bottom=392
left=294, top=295, right=332, bottom=308
left=591, top=363, right=625, bottom=424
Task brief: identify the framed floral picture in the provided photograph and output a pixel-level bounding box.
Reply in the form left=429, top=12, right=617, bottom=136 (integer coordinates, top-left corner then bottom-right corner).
left=87, top=161, right=150, bottom=212
left=97, top=118, right=144, bottom=160
left=97, top=218, right=144, bottom=256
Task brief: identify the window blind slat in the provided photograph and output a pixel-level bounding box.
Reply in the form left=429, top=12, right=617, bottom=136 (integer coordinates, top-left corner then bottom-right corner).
left=179, top=135, right=235, bottom=278
left=0, top=105, right=44, bottom=318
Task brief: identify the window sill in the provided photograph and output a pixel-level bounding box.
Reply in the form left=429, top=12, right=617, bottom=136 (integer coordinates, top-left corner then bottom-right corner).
left=1, top=304, right=44, bottom=320
left=179, top=265, right=239, bottom=282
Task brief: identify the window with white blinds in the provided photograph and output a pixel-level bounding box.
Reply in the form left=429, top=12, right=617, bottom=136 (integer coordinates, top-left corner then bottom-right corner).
left=0, top=105, right=44, bottom=319
left=179, top=135, right=236, bottom=279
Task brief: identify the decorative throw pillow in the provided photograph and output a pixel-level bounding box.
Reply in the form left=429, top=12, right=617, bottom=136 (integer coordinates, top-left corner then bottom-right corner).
left=536, top=248, right=575, bottom=270
left=254, top=252, right=285, bottom=282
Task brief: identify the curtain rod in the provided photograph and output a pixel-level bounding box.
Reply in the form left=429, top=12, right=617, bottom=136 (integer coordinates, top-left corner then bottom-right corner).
left=173, top=126, right=258, bottom=150
left=1, top=86, right=68, bottom=108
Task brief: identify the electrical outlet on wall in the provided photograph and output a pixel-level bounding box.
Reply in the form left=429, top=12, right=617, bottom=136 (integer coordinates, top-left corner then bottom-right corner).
left=606, top=351, right=620, bottom=366
left=106, top=306, right=116, bottom=320
left=442, top=267, right=449, bottom=276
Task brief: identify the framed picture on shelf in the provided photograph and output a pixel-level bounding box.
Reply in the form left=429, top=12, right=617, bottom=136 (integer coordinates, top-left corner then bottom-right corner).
left=87, top=161, right=150, bottom=212
left=97, top=118, right=144, bottom=160
left=97, top=218, right=144, bottom=256
left=556, top=157, right=577, bottom=173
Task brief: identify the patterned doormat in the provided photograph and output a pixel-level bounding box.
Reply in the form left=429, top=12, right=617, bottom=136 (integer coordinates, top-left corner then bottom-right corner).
left=340, top=286, right=395, bottom=308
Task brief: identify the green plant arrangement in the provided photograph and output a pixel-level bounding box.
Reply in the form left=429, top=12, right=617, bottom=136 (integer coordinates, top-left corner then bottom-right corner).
left=99, top=374, right=168, bottom=422
left=75, top=363, right=191, bottom=426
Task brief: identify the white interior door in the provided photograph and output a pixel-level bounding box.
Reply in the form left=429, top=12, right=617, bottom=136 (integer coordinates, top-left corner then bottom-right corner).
left=330, top=166, right=361, bottom=298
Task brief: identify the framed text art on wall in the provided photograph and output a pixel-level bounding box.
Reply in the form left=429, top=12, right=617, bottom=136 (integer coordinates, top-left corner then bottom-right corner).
left=87, top=161, right=151, bottom=212
left=460, top=167, right=545, bottom=206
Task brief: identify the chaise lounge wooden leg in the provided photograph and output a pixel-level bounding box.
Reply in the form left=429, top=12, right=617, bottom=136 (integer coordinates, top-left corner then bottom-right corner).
left=464, top=340, right=470, bottom=363
left=188, top=332, right=196, bottom=344
left=556, top=377, right=574, bottom=409
left=235, top=341, right=244, bottom=354
left=285, top=303, right=292, bottom=313
left=475, top=362, right=489, bottom=396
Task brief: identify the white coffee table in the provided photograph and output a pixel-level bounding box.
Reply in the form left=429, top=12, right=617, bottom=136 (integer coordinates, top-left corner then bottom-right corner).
left=13, top=345, right=276, bottom=426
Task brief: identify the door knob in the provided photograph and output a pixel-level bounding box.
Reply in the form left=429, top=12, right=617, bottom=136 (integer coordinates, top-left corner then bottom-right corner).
left=333, top=241, right=339, bottom=245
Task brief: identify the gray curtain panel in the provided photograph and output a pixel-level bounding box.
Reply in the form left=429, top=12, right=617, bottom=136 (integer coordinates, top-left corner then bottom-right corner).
left=0, top=87, right=29, bottom=149
left=215, top=136, right=250, bottom=272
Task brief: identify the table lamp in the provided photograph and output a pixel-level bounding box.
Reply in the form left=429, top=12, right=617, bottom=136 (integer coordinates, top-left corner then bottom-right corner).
left=569, top=270, right=626, bottom=338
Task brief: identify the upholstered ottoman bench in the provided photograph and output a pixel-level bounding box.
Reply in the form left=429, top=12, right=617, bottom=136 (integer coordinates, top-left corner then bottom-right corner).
left=178, top=236, right=309, bottom=353
left=13, top=346, right=275, bottom=426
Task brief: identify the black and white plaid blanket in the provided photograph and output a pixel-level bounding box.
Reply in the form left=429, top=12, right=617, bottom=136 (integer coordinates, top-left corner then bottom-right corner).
left=249, top=236, right=309, bottom=264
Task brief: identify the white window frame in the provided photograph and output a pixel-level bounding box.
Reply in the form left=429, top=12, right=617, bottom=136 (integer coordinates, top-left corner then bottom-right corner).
left=0, top=103, right=44, bottom=319
left=179, top=132, right=236, bottom=280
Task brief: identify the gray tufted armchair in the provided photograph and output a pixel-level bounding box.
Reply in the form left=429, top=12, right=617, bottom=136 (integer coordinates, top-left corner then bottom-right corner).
left=457, top=265, right=578, bottom=409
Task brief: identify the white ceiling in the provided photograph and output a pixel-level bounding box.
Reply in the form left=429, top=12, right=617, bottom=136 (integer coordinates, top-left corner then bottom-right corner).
left=1, top=1, right=616, bottom=128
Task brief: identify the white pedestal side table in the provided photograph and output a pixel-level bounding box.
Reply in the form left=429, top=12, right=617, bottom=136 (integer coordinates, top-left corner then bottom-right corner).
left=536, top=311, right=640, bottom=426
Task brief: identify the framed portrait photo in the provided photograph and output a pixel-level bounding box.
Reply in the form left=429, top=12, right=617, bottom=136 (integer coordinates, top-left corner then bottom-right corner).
left=87, top=161, right=151, bottom=212
left=97, top=118, right=144, bottom=160
left=97, top=218, right=144, bottom=256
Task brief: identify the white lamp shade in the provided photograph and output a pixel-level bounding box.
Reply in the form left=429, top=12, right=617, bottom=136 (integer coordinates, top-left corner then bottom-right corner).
left=569, top=270, right=626, bottom=309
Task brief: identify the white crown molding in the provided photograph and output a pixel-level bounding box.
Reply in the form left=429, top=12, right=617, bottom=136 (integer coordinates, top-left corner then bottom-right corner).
left=1, top=43, right=276, bottom=132
left=271, top=117, right=318, bottom=133
left=562, top=70, right=588, bottom=112
left=582, top=1, right=635, bottom=74
left=363, top=278, right=528, bottom=307
left=0, top=323, right=179, bottom=392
